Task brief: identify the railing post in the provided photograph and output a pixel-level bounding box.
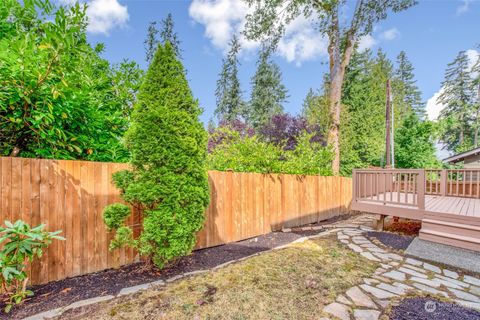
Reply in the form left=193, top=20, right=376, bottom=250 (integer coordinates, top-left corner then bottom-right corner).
left=417, top=170, right=425, bottom=210
left=440, top=169, right=447, bottom=196
left=352, top=169, right=357, bottom=203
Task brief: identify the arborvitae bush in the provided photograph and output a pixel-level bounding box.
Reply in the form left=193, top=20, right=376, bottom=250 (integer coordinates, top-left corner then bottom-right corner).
left=103, top=43, right=210, bottom=268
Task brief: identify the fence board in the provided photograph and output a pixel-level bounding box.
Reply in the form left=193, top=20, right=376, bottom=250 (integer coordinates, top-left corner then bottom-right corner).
left=0, top=157, right=351, bottom=285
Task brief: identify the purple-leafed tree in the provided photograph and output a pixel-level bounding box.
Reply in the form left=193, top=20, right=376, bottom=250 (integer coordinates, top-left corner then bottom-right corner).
left=259, top=114, right=325, bottom=151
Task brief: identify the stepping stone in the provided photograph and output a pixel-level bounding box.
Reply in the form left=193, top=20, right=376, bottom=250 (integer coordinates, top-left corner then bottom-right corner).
left=373, top=275, right=393, bottom=283
left=382, top=270, right=406, bottom=281
left=376, top=300, right=389, bottom=308
left=360, top=284, right=397, bottom=299
left=346, top=286, right=377, bottom=308
left=405, top=258, right=423, bottom=266
left=340, top=239, right=349, bottom=244
left=361, top=244, right=380, bottom=249
left=464, top=275, right=480, bottom=287
left=470, top=286, right=480, bottom=296
left=388, top=261, right=400, bottom=267
left=367, top=247, right=387, bottom=253
left=348, top=243, right=364, bottom=253
left=423, top=262, right=441, bottom=274
left=402, top=264, right=427, bottom=274
left=337, top=294, right=352, bottom=305
left=455, top=300, right=480, bottom=311
left=436, top=275, right=469, bottom=288
left=364, top=278, right=380, bottom=285
left=354, top=309, right=380, bottom=320
left=449, top=288, right=480, bottom=302
left=410, top=277, right=441, bottom=288
left=338, top=235, right=349, bottom=240
left=377, top=282, right=412, bottom=295
left=443, top=269, right=459, bottom=279
left=412, top=283, right=448, bottom=297
left=398, top=267, right=428, bottom=279
left=433, top=277, right=465, bottom=290
left=323, top=302, right=351, bottom=320
left=361, top=252, right=380, bottom=262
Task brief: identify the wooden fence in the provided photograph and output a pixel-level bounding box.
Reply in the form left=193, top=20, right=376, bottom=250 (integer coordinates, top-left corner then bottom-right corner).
left=0, top=157, right=351, bottom=285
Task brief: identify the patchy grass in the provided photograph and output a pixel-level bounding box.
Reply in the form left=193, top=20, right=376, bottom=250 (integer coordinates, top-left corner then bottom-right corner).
left=57, top=236, right=377, bottom=320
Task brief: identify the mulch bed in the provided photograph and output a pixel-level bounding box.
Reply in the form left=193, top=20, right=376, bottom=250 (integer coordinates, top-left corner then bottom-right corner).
left=0, top=230, right=317, bottom=320
left=389, top=297, right=480, bottom=320
left=385, top=219, right=422, bottom=235
left=366, top=231, right=415, bottom=250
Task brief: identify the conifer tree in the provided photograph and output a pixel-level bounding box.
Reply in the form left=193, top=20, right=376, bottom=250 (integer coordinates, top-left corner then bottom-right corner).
left=144, top=13, right=181, bottom=63
left=215, top=35, right=245, bottom=121
left=160, top=13, right=181, bottom=58
left=246, top=48, right=288, bottom=128
left=394, top=51, right=425, bottom=119
left=103, top=43, right=210, bottom=268
left=437, top=51, right=476, bottom=152
left=144, top=21, right=159, bottom=63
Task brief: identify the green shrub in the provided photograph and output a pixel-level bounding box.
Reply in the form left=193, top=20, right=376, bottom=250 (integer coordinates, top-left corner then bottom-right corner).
left=103, top=42, right=210, bottom=268
left=0, top=220, right=64, bottom=313
left=208, top=129, right=332, bottom=175
left=103, top=203, right=131, bottom=230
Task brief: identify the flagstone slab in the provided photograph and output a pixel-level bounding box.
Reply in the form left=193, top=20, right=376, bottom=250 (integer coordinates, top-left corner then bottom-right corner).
left=360, top=284, right=397, bottom=299
left=323, top=302, right=350, bottom=320
left=346, top=286, right=377, bottom=308
left=354, top=309, right=380, bottom=320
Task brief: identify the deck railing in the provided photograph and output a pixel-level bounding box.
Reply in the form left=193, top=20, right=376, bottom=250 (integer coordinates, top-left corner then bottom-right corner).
left=353, top=168, right=480, bottom=209
left=353, top=169, right=425, bottom=209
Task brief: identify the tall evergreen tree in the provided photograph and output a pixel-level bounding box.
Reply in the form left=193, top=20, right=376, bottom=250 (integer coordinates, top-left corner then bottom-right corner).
left=215, top=35, right=245, bottom=121
left=144, top=13, right=181, bottom=63
left=246, top=48, right=288, bottom=128
left=394, top=51, right=425, bottom=119
left=437, top=51, right=476, bottom=152
left=301, top=79, right=330, bottom=138
left=159, top=13, right=181, bottom=58
left=103, top=43, right=210, bottom=268
left=472, top=54, right=480, bottom=147
left=144, top=21, right=159, bottom=63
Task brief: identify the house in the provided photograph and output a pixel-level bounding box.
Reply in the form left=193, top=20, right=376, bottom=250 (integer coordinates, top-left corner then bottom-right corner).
left=443, top=146, right=480, bottom=168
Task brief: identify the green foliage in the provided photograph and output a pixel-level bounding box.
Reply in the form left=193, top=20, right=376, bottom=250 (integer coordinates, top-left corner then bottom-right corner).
left=437, top=51, right=477, bottom=152
left=0, top=0, right=142, bottom=161
left=103, top=203, right=131, bottom=231
left=215, top=35, right=245, bottom=121
left=109, top=226, right=135, bottom=250
left=208, top=127, right=332, bottom=175
left=394, top=113, right=440, bottom=168
left=393, top=51, right=425, bottom=119
left=246, top=48, right=288, bottom=128
left=0, top=220, right=64, bottom=313
left=106, top=43, right=210, bottom=268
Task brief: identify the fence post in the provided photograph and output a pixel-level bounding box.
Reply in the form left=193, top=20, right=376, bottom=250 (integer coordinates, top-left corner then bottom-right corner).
left=417, top=170, right=425, bottom=210
left=440, top=169, right=447, bottom=196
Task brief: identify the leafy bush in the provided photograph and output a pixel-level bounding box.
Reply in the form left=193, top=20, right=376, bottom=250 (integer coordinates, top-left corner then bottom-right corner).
left=208, top=128, right=332, bottom=175
left=103, top=203, right=131, bottom=230
left=0, top=220, right=64, bottom=312
left=103, top=43, right=210, bottom=268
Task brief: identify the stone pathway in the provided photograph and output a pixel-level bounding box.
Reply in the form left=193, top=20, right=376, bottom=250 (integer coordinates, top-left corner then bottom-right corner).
left=321, top=224, right=480, bottom=320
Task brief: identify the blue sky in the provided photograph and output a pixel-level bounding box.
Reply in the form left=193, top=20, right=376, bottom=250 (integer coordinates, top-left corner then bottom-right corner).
left=82, top=0, right=480, bottom=124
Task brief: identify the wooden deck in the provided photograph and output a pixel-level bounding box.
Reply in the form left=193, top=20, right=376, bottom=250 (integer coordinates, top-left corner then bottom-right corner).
left=352, top=169, right=480, bottom=252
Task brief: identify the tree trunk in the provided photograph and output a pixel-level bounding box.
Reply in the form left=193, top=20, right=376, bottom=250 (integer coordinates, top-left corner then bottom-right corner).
left=328, top=74, right=342, bottom=175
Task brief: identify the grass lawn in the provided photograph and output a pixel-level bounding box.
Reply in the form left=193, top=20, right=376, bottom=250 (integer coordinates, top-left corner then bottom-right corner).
left=58, top=235, right=378, bottom=320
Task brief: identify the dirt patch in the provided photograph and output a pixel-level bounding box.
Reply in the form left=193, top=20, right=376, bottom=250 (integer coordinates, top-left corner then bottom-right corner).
left=389, top=297, right=480, bottom=320
left=0, top=231, right=315, bottom=320
left=55, top=236, right=378, bottom=320
left=385, top=219, right=421, bottom=236
left=366, top=231, right=414, bottom=250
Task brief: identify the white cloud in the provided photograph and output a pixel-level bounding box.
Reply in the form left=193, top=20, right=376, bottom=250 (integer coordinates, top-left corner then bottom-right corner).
left=86, top=0, right=129, bottom=34
left=380, top=28, right=400, bottom=41
left=357, top=34, right=377, bottom=52
left=189, top=0, right=328, bottom=65
left=456, top=0, right=473, bottom=15
left=426, top=88, right=445, bottom=121
left=426, top=49, right=479, bottom=121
